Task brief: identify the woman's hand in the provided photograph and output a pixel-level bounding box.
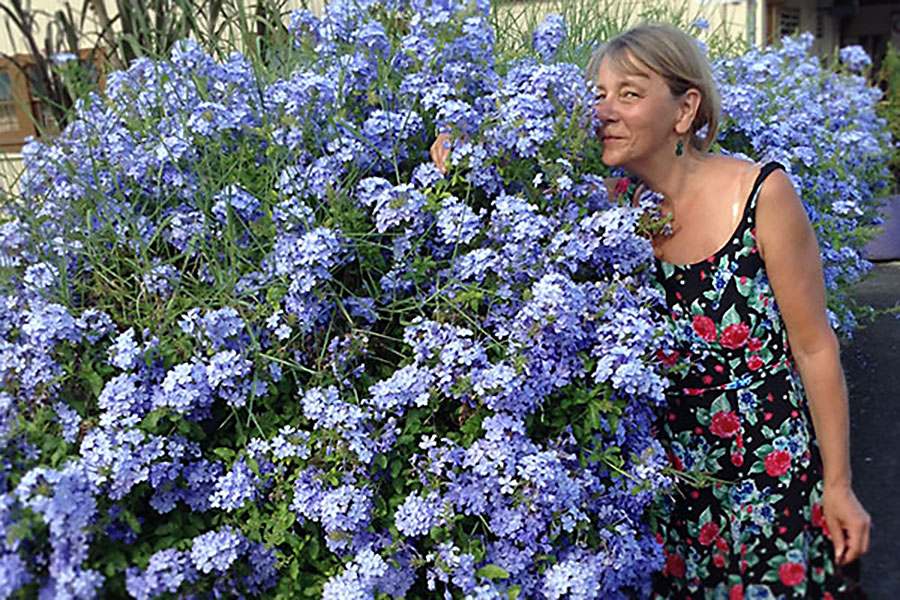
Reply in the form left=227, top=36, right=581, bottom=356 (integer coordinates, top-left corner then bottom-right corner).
left=822, top=483, right=871, bottom=566
left=429, top=132, right=453, bottom=174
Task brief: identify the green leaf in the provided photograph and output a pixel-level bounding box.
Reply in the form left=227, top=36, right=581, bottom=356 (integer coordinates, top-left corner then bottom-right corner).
left=736, top=273, right=753, bottom=297
left=102, top=551, right=128, bottom=576
left=508, top=585, right=522, bottom=600
left=722, top=305, right=741, bottom=328
left=308, top=536, right=320, bottom=561
left=476, top=564, right=510, bottom=580
left=81, top=364, right=104, bottom=397
left=699, top=506, right=712, bottom=526
left=695, top=407, right=710, bottom=426
left=142, top=410, right=163, bottom=431
left=123, top=510, right=142, bottom=534
left=213, top=447, right=235, bottom=461
left=710, top=394, right=731, bottom=414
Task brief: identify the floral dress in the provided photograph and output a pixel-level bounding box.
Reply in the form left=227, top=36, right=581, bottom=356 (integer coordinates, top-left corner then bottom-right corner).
left=649, top=162, right=853, bottom=599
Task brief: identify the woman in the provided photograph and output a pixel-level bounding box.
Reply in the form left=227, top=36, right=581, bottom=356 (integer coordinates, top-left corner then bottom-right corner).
left=433, top=23, right=871, bottom=599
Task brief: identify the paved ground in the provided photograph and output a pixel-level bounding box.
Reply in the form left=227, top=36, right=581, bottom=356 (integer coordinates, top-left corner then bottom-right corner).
left=844, top=261, right=900, bottom=598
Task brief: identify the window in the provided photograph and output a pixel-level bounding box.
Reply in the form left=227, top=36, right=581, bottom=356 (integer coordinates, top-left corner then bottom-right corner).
left=780, top=6, right=801, bottom=38
left=0, top=72, right=17, bottom=132
left=0, top=49, right=106, bottom=153
left=0, top=59, right=37, bottom=152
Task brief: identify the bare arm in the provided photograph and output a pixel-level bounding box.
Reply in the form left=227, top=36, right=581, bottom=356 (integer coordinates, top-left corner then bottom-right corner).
left=756, top=168, right=870, bottom=565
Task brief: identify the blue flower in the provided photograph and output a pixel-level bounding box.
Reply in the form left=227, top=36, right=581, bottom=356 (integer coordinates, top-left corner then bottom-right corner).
left=125, top=548, right=197, bottom=599
left=190, top=527, right=246, bottom=574
left=210, top=459, right=258, bottom=511
left=839, top=45, right=872, bottom=72
left=212, top=184, right=262, bottom=224
left=53, top=402, right=82, bottom=444
left=533, top=14, right=567, bottom=61
left=395, top=491, right=444, bottom=537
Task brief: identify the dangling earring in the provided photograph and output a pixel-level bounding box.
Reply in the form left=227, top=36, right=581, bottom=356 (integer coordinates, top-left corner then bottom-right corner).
left=675, top=138, right=684, bottom=157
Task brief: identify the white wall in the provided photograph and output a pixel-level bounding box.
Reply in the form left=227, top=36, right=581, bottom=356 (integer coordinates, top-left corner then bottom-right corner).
left=0, top=153, right=23, bottom=195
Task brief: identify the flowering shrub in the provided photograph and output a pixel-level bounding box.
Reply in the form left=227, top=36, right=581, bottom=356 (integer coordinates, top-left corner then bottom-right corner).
left=715, top=33, right=892, bottom=333
left=0, top=2, right=890, bottom=598
left=0, top=1, right=673, bottom=597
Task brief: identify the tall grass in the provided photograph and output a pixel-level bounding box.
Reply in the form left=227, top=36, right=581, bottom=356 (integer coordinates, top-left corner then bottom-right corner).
left=490, top=0, right=750, bottom=68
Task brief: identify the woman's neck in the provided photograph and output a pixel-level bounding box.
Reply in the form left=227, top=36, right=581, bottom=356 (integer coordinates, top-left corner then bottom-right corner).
left=628, top=152, right=705, bottom=203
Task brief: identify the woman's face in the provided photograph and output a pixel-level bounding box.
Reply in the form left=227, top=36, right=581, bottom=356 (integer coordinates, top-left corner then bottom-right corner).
left=592, top=54, right=684, bottom=170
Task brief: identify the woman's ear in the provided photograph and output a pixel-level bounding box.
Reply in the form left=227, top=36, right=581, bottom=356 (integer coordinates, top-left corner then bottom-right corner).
left=675, top=88, right=702, bottom=135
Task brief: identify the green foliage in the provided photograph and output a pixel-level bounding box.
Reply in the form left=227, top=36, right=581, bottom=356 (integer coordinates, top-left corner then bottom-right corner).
left=490, top=0, right=748, bottom=69
left=877, top=45, right=900, bottom=192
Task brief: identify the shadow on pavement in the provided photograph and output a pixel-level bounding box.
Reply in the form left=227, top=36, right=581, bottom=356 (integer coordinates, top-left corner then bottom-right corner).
left=844, top=261, right=900, bottom=599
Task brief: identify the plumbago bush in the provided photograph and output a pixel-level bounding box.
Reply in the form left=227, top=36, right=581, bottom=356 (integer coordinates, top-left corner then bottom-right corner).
left=715, top=33, right=892, bottom=332
left=0, top=2, right=890, bottom=599
left=1, top=1, right=672, bottom=598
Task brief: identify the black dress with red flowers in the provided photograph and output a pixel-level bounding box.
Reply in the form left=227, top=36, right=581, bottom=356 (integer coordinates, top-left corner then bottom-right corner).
left=649, top=162, right=852, bottom=599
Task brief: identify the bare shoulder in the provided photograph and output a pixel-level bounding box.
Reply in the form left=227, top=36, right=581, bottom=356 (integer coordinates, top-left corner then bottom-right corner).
left=757, top=169, right=803, bottom=214
left=755, top=166, right=813, bottom=259
left=706, top=153, right=757, bottom=173
left=696, top=154, right=759, bottom=191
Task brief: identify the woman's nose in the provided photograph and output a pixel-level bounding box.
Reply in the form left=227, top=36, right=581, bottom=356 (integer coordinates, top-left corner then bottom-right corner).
left=592, top=97, right=616, bottom=123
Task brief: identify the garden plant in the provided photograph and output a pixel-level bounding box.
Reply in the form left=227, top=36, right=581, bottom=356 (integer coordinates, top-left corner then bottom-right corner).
left=0, top=0, right=891, bottom=598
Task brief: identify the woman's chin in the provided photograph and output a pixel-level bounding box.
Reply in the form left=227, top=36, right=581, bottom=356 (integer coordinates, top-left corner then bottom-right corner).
left=600, top=151, right=623, bottom=168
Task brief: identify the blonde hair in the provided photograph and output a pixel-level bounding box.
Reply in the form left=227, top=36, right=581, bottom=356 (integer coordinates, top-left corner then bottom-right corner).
left=585, top=23, right=721, bottom=153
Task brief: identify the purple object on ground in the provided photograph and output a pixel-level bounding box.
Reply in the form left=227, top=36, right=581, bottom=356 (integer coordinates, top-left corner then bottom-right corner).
left=866, top=195, right=900, bottom=261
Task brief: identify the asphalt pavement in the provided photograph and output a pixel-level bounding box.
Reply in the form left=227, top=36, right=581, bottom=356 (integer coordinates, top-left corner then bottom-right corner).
left=844, top=261, right=900, bottom=598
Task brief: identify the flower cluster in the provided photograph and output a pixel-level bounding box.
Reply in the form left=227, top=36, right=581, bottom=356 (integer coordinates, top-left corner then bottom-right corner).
left=0, top=2, right=889, bottom=599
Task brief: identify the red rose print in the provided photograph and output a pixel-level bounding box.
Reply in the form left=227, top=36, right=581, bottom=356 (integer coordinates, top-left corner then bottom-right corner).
left=746, top=355, right=764, bottom=371
left=702, top=375, right=713, bottom=385
left=656, top=349, right=680, bottom=367
left=730, top=584, right=744, bottom=600
left=716, top=536, right=729, bottom=552
left=720, top=322, right=750, bottom=349
left=692, top=314, right=717, bottom=342
left=713, top=553, right=725, bottom=567
left=666, top=450, right=683, bottom=471
left=698, top=522, right=719, bottom=545
left=710, top=410, right=740, bottom=438
left=778, top=561, right=806, bottom=586
left=765, top=450, right=792, bottom=477
left=664, top=553, right=685, bottom=578
left=812, top=503, right=825, bottom=528
left=824, top=594, right=835, bottom=600
left=747, top=337, right=762, bottom=352
left=731, top=451, right=744, bottom=466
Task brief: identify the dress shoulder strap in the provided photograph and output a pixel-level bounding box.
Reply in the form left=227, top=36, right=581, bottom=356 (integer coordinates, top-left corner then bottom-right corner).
left=746, top=161, right=785, bottom=212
